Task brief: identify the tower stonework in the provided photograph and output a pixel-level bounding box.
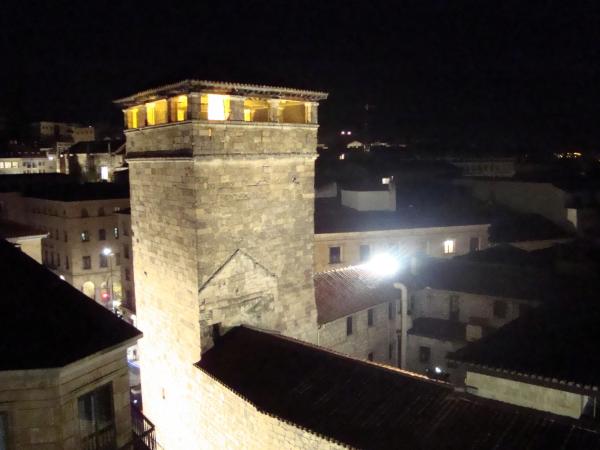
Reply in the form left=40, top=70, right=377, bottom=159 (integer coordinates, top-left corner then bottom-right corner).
left=116, top=80, right=327, bottom=448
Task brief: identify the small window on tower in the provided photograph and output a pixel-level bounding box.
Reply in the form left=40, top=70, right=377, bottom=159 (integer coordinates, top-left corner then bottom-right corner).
left=329, top=246, right=341, bottom=264
left=346, top=316, right=353, bottom=336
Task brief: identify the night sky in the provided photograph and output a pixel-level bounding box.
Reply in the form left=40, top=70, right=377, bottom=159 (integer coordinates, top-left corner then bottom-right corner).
left=2, top=0, right=600, bottom=154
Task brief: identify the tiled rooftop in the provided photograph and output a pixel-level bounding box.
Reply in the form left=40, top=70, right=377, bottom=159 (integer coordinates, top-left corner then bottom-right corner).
left=197, top=326, right=600, bottom=449
left=315, top=266, right=398, bottom=324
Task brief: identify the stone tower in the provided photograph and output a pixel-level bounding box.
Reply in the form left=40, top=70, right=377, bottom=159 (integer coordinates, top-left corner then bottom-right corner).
left=115, top=80, right=327, bottom=448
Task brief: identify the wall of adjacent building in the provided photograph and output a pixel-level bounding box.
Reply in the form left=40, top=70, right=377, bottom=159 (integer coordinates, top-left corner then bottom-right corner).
left=314, top=224, right=489, bottom=272
left=466, top=371, right=588, bottom=419
left=456, top=179, right=571, bottom=229
left=0, top=346, right=132, bottom=450
left=318, top=300, right=399, bottom=366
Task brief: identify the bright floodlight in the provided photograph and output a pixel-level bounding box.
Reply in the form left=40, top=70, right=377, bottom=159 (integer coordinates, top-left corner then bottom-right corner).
left=365, top=253, right=400, bottom=277
left=102, top=247, right=113, bottom=256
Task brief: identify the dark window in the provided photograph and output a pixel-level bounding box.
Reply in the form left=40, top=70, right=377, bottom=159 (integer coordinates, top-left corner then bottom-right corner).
left=419, top=346, right=431, bottom=363
left=368, top=308, right=374, bottom=326
left=359, top=244, right=370, bottom=262
left=389, top=343, right=394, bottom=360
left=125, top=268, right=130, bottom=281
left=81, top=208, right=89, bottom=218
left=329, top=246, right=341, bottom=264
left=388, top=302, right=394, bottom=320
left=346, top=316, right=353, bottom=335
left=123, top=244, right=130, bottom=259
left=78, top=383, right=116, bottom=450
left=64, top=230, right=68, bottom=242
left=113, top=227, right=119, bottom=239
left=123, top=226, right=129, bottom=237
left=368, top=352, right=374, bottom=361
left=66, top=256, right=70, bottom=270
left=81, top=231, right=90, bottom=242
left=469, top=237, right=480, bottom=252
left=98, top=207, right=105, bottom=216
left=409, top=295, right=415, bottom=314
left=99, top=254, right=108, bottom=268
left=50, top=252, right=54, bottom=266
left=114, top=253, right=121, bottom=266
left=493, top=300, right=507, bottom=319
left=56, top=253, right=61, bottom=267
left=447, top=352, right=458, bottom=369
left=98, top=229, right=106, bottom=241
left=55, top=229, right=59, bottom=240
left=519, top=303, right=533, bottom=317
left=82, top=256, right=91, bottom=270
left=0, top=412, right=7, bottom=450
left=449, top=294, right=460, bottom=321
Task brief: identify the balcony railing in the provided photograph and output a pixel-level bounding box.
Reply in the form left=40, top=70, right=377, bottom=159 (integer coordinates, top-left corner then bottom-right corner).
left=131, top=405, right=157, bottom=450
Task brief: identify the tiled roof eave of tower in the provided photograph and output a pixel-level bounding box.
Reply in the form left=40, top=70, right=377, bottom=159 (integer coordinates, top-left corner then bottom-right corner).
left=114, top=79, right=329, bottom=107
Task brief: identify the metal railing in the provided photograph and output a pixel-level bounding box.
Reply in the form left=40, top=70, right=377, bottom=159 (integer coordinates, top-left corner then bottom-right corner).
left=131, top=405, right=157, bottom=450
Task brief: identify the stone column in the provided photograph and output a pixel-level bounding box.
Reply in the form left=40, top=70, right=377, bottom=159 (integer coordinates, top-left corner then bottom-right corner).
left=307, top=102, right=319, bottom=124
left=268, top=99, right=280, bottom=123
left=229, top=96, right=246, bottom=121
left=137, top=107, right=147, bottom=128
left=188, top=92, right=202, bottom=120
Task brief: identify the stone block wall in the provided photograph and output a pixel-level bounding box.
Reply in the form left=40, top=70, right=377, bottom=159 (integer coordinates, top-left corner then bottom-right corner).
left=0, top=346, right=132, bottom=450
left=127, top=120, right=321, bottom=447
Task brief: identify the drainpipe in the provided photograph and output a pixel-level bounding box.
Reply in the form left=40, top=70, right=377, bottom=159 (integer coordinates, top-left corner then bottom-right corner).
left=394, top=282, right=408, bottom=369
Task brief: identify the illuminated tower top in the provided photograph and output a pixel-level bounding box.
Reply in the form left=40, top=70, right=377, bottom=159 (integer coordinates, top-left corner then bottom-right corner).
left=115, top=79, right=327, bottom=130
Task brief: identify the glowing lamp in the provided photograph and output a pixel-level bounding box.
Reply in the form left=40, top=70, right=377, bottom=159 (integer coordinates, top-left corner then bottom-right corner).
left=102, top=247, right=113, bottom=256
left=102, top=292, right=109, bottom=300
left=364, top=253, right=401, bottom=277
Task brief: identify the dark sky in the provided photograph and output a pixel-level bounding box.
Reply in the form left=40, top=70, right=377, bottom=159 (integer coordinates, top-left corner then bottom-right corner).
left=2, top=0, right=600, bottom=153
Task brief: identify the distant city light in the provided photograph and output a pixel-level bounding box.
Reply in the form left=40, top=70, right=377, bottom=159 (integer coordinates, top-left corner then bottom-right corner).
left=340, top=130, right=352, bottom=136
left=434, top=366, right=442, bottom=374
left=339, top=153, right=346, bottom=160
left=59, top=275, right=65, bottom=280
left=364, top=253, right=401, bottom=277
left=381, top=177, right=391, bottom=185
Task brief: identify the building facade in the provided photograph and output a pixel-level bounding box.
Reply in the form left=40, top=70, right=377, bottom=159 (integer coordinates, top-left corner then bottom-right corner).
left=0, top=186, right=128, bottom=305
left=0, top=152, right=56, bottom=174
left=315, top=224, right=489, bottom=272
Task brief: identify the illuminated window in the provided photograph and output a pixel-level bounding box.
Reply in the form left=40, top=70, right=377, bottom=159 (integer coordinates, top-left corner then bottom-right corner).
left=443, top=239, right=455, bottom=254
left=176, top=95, right=188, bottom=121
left=113, top=227, right=119, bottom=239
left=11, top=161, right=17, bottom=168
left=154, top=99, right=168, bottom=124
left=127, top=108, right=139, bottom=128
left=207, top=94, right=230, bottom=120
left=243, top=98, right=269, bottom=122
left=100, top=166, right=109, bottom=181
left=81, top=231, right=90, bottom=242
left=368, top=308, right=374, bottom=326
left=146, top=102, right=156, bottom=125
left=346, top=316, right=353, bottom=335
